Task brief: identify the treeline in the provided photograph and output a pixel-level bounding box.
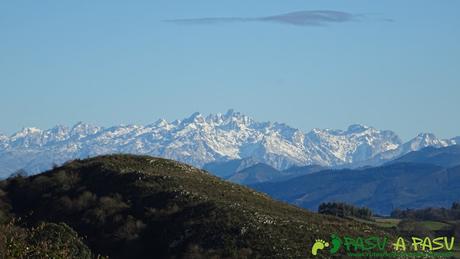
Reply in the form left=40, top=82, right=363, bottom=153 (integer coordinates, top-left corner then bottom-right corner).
left=391, top=202, right=460, bottom=221
left=318, top=202, right=373, bottom=220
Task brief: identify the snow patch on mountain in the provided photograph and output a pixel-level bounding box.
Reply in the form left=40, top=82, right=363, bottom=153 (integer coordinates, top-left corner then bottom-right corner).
left=0, top=110, right=457, bottom=177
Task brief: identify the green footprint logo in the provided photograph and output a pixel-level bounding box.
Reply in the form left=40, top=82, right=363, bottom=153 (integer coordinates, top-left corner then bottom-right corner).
left=311, top=239, right=329, bottom=256
left=330, top=234, right=342, bottom=255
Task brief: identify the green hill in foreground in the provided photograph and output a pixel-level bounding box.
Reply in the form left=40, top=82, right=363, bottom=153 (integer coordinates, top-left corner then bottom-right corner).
left=0, top=155, right=393, bottom=258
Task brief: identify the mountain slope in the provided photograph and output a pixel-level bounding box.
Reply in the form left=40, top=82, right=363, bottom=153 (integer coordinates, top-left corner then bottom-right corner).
left=0, top=155, right=392, bottom=258
left=276, top=165, right=325, bottom=181
left=252, top=162, right=460, bottom=215
left=226, top=163, right=281, bottom=185
left=0, top=110, right=457, bottom=177
left=388, top=145, right=460, bottom=168
left=202, top=157, right=260, bottom=178
left=355, top=133, right=457, bottom=167
left=204, top=159, right=326, bottom=184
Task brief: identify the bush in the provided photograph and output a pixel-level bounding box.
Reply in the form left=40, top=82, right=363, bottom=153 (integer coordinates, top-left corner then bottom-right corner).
left=391, top=202, right=460, bottom=221
left=0, top=221, right=92, bottom=259
left=29, top=222, right=92, bottom=258
left=0, top=189, right=11, bottom=224
left=318, top=202, right=373, bottom=220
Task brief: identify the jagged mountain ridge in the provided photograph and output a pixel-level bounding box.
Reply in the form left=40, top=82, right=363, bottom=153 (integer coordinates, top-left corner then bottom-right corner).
left=0, top=110, right=457, bottom=177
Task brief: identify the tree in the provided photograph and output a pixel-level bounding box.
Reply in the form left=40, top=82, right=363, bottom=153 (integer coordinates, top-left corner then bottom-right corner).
left=318, top=202, right=372, bottom=220
left=8, top=169, right=28, bottom=179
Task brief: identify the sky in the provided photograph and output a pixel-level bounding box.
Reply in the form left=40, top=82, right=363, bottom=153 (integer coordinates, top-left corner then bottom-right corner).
left=0, top=1, right=459, bottom=140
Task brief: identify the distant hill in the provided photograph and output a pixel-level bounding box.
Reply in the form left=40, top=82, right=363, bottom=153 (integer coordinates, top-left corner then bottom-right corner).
left=387, top=145, right=460, bottom=168
left=0, top=155, right=391, bottom=258
left=252, top=146, right=460, bottom=215
left=202, top=157, right=260, bottom=178
left=278, top=165, right=325, bottom=181
left=226, top=163, right=281, bottom=184
left=252, top=163, right=460, bottom=215
left=205, top=159, right=325, bottom=184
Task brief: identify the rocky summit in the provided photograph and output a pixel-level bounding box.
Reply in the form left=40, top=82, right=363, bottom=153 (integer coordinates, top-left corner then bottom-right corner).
left=0, top=110, right=457, bottom=177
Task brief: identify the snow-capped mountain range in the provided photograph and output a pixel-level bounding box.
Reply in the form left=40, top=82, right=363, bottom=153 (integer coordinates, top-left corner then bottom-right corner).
left=0, top=109, right=458, bottom=177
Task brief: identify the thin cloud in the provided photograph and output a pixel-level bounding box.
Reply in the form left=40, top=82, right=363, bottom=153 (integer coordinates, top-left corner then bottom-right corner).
left=165, top=10, right=359, bottom=27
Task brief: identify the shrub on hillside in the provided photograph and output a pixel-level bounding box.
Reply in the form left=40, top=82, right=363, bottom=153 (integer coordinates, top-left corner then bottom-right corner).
left=318, top=202, right=373, bottom=220
left=0, top=221, right=92, bottom=259
left=391, top=202, right=460, bottom=221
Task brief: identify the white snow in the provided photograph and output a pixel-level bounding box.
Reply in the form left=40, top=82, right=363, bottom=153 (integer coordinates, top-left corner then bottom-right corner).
left=0, top=110, right=457, bottom=176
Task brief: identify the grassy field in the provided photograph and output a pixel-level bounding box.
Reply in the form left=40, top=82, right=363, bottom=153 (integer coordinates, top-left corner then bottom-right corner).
left=371, top=217, right=451, bottom=231
left=373, top=217, right=401, bottom=228
left=419, top=220, right=451, bottom=231
left=372, top=217, right=460, bottom=258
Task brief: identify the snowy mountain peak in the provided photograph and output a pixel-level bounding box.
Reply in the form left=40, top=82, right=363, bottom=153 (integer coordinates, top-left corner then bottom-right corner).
left=70, top=122, right=101, bottom=139
left=224, top=108, right=237, bottom=117
left=346, top=124, right=371, bottom=133
left=43, top=125, right=70, bottom=143
left=406, top=133, right=452, bottom=150
left=10, top=127, right=42, bottom=141
left=182, top=112, right=205, bottom=125
left=46, top=125, right=69, bottom=135
left=204, top=110, right=254, bottom=130
left=15, top=127, right=42, bottom=135
left=415, top=132, right=437, bottom=139
left=452, top=137, right=460, bottom=145
left=0, top=111, right=457, bottom=177
left=222, top=109, right=253, bottom=124
left=152, top=118, right=169, bottom=127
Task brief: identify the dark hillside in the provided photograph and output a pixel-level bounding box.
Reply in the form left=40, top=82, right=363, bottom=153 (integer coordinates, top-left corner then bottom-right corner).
left=0, top=155, right=392, bottom=258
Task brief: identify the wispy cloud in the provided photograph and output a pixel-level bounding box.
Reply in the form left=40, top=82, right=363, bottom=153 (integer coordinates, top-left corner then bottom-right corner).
left=165, top=10, right=360, bottom=27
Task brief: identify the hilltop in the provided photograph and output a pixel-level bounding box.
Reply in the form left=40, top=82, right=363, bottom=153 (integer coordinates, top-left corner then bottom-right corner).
left=0, top=155, right=393, bottom=258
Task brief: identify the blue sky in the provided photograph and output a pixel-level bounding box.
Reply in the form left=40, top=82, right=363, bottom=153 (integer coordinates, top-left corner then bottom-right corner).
left=0, top=1, right=459, bottom=140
